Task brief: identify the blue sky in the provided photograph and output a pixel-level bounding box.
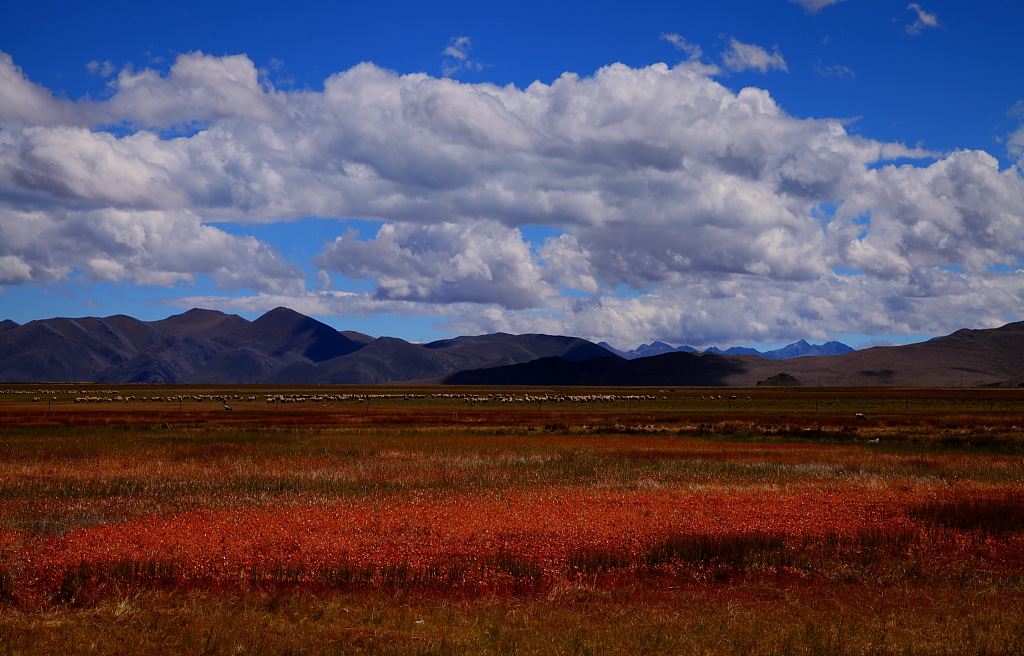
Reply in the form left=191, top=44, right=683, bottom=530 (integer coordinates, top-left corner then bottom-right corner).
left=1, top=0, right=1023, bottom=350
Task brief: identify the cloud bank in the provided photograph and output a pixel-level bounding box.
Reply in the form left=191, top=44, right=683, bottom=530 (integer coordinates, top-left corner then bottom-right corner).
left=2, top=50, right=1023, bottom=348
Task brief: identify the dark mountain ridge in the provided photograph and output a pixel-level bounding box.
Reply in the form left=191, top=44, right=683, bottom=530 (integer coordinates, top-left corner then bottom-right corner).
left=3, top=308, right=1024, bottom=387
left=443, top=321, right=1024, bottom=388
left=0, top=308, right=615, bottom=384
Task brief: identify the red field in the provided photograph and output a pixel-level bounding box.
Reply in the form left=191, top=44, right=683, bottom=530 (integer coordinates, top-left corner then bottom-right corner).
left=2, top=385, right=1024, bottom=654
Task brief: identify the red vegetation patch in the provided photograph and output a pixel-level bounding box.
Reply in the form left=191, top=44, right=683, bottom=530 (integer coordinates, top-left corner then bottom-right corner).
left=9, top=485, right=924, bottom=603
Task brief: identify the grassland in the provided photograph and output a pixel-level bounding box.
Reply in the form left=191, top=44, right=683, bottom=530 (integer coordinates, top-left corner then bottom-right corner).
left=1, top=384, right=1023, bottom=654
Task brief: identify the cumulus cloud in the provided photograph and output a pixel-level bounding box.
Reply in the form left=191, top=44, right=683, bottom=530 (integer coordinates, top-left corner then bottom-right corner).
left=1, top=50, right=1023, bottom=348
left=441, top=268, right=1024, bottom=350
left=0, top=53, right=87, bottom=127
left=315, top=221, right=553, bottom=309
left=0, top=206, right=303, bottom=293
left=105, top=52, right=287, bottom=127
left=829, top=151, right=1024, bottom=278
left=720, top=38, right=788, bottom=74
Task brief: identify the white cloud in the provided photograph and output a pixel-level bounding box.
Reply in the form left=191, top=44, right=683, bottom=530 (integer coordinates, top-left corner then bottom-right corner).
left=0, top=127, right=188, bottom=208
left=0, top=53, right=85, bottom=127
left=660, top=34, right=721, bottom=76
left=0, top=206, right=304, bottom=293
left=814, top=62, right=855, bottom=79
left=538, top=233, right=599, bottom=295
left=443, top=36, right=472, bottom=61
left=789, top=0, right=845, bottom=13
left=0, top=255, right=33, bottom=285
left=830, top=150, right=1024, bottom=277
left=906, top=3, right=940, bottom=34
left=441, top=36, right=485, bottom=77
left=315, top=221, right=554, bottom=309
left=1010, top=129, right=1024, bottom=165
left=2, top=50, right=1023, bottom=348
left=660, top=33, right=702, bottom=61
left=105, top=52, right=287, bottom=127
left=1007, top=101, right=1024, bottom=165
left=86, top=60, right=117, bottom=78
left=720, top=38, right=788, bottom=74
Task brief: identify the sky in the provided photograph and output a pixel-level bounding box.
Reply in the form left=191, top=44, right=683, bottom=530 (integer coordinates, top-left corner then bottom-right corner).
left=1, top=0, right=1023, bottom=351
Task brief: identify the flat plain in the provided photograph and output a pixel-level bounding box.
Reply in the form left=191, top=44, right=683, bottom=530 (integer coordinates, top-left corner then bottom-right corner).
left=1, top=384, right=1023, bottom=655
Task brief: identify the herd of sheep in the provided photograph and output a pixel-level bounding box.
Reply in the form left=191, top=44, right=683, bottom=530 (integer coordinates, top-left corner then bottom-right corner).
left=3, top=389, right=664, bottom=406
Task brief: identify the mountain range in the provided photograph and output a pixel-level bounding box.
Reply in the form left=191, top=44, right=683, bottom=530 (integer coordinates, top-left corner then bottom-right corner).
left=3, top=307, right=1024, bottom=387
left=0, top=307, right=612, bottom=385
left=599, top=339, right=854, bottom=360
left=445, top=322, right=1024, bottom=388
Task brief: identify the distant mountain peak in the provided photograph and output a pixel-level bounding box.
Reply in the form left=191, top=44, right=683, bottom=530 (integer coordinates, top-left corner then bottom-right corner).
left=253, top=306, right=308, bottom=327
left=762, top=340, right=854, bottom=360
left=616, top=338, right=853, bottom=360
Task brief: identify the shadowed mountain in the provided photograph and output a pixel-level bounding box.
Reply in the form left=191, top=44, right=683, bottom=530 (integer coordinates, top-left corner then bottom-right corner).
left=424, top=333, right=612, bottom=363
left=443, top=321, right=1024, bottom=388
left=268, top=334, right=617, bottom=385
left=442, top=351, right=747, bottom=386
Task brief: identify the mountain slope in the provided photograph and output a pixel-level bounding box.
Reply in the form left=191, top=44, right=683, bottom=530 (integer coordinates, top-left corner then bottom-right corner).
left=0, top=315, right=162, bottom=382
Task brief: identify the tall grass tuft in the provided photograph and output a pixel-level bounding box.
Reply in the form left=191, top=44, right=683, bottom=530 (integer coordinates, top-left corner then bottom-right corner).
left=568, top=532, right=792, bottom=577
left=55, top=562, right=96, bottom=606
left=644, top=532, right=791, bottom=570
left=0, top=567, right=14, bottom=604
left=910, top=491, right=1024, bottom=536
